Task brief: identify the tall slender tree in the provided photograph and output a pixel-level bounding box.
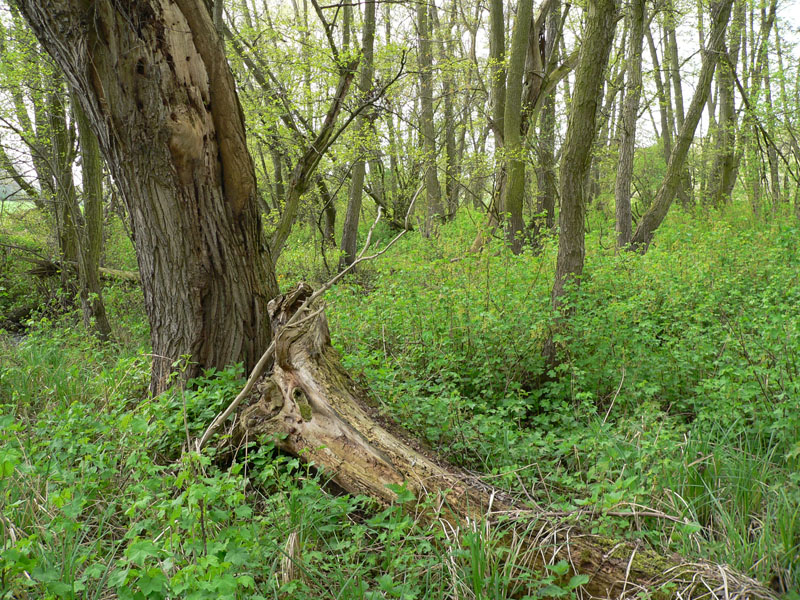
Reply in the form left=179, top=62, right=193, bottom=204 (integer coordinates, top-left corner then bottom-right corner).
left=501, top=0, right=534, bottom=254
left=416, top=0, right=444, bottom=235
left=551, top=0, right=619, bottom=306
left=73, top=98, right=113, bottom=341
left=614, top=0, right=645, bottom=247
left=631, top=0, right=735, bottom=250
left=340, top=0, right=377, bottom=268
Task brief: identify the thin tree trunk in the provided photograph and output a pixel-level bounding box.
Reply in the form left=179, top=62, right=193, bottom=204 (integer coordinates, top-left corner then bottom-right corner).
left=431, top=0, right=460, bottom=221
left=774, top=26, right=800, bottom=205
left=707, top=0, right=743, bottom=207
left=646, top=26, right=673, bottom=162
left=417, top=0, right=443, bottom=236
left=489, top=0, right=506, bottom=145
left=664, top=2, right=692, bottom=206
left=73, top=97, right=113, bottom=341
left=502, top=0, right=534, bottom=254
left=47, top=84, right=80, bottom=271
left=317, top=178, right=336, bottom=248
left=468, top=0, right=506, bottom=252
left=533, top=1, right=561, bottom=240
left=339, top=0, right=376, bottom=268
left=614, top=0, right=645, bottom=248
left=631, top=0, right=734, bottom=251
left=763, top=52, right=780, bottom=211
left=269, top=63, right=358, bottom=259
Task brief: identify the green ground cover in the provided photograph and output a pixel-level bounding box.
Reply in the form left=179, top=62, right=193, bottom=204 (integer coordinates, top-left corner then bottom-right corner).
left=1, top=206, right=798, bottom=598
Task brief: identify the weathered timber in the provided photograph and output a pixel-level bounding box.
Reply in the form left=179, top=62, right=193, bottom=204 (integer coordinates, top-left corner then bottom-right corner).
left=22, top=256, right=139, bottom=282
left=230, top=283, right=777, bottom=600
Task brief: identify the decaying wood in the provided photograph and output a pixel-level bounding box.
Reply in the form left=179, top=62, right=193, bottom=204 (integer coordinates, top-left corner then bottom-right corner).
left=225, top=283, right=777, bottom=600
left=21, top=256, right=139, bottom=283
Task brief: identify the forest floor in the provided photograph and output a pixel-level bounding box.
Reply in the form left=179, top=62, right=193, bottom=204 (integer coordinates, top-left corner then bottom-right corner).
left=1, top=205, right=799, bottom=599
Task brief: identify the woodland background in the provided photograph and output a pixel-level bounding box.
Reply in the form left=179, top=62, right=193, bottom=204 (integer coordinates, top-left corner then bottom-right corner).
left=0, top=0, right=799, bottom=598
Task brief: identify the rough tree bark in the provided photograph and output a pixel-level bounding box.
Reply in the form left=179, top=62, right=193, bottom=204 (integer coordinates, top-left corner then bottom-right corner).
left=229, top=283, right=778, bottom=600
left=16, top=0, right=279, bottom=394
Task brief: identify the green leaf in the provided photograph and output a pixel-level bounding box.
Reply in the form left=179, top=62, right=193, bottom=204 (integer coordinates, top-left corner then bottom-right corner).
left=127, top=540, right=159, bottom=565
left=567, top=574, right=589, bottom=589
left=545, top=560, right=570, bottom=576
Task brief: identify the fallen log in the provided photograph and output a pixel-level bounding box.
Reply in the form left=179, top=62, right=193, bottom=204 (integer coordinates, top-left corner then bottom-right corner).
left=20, top=256, right=139, bottom=282
left=227, top=283, right=777, bottom=599
left=0, top=303, right=36, bottom=331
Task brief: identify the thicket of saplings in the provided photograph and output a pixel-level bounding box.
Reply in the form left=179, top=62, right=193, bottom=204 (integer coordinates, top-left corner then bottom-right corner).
left=1, top=184, right=798, bottom=598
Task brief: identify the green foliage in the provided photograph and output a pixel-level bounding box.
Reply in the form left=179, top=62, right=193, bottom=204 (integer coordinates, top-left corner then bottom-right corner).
left=632, top=143, right=668, bottom=211
left=2, top=205, right=799, bottom=596
left=320, top=207, right=800, bottom=588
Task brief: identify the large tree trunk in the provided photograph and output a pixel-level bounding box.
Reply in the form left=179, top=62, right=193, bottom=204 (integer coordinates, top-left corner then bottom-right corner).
left=17, top=0, right=279, bottom=394
left=231, top=283, right=778, bottom=600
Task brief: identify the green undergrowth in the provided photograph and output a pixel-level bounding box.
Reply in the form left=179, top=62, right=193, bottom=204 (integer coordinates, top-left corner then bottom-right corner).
left=0, top=328, right=581, bottom=599
left=1, top=205, right=799, bottom=597
left=324, top=207, right=800, bottom=591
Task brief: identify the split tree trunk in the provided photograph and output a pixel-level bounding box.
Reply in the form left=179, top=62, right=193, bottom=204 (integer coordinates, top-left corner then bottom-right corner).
left=230, top=283, right=778, bottom=600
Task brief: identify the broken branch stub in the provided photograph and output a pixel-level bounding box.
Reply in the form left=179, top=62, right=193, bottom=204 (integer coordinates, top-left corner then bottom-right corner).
left=232, top=283, right=777, bottom=600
